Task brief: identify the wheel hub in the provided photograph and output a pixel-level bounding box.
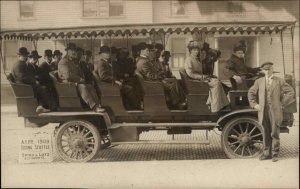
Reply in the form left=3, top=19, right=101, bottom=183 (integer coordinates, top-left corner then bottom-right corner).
left=239, top=134, right=251, bottom=145
left=69, top=136, right=85, bottom=149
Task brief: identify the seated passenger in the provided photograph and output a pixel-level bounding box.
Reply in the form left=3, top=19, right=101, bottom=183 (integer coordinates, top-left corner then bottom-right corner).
left=93, top=46, right=116, bottom=83
left=11, top=48, right=56, bottom=113
left=39, top=49, right=59, bottom=108
left=184, top=41, right=229, bottom=113
left=58, top=43, right=104, bottom=113
left=115, top=48, right=143, bottom=110
left=39, top=49, right=54, bottom=86
left=159, top=50, right=174, bottom=78
left=136, top=42, right=186, bottom=109
left=149, top=43, right=165, bottom=74
left=77, top=48, right=94, bottom=84
left=51, top=50, right=63, bottom=71
left=93, top=46, right=142, bottom=110
left=224, top=40, right=261, bottom=90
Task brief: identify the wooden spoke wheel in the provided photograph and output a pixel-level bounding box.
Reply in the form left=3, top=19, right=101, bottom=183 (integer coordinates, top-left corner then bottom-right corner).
left=55, top=120, right=101, bottom=162
left=221, top=117, right=264, bottom=159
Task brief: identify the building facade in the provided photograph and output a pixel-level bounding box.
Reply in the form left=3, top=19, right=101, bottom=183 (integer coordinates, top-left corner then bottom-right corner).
left=1, top=0, right=299, bottom=99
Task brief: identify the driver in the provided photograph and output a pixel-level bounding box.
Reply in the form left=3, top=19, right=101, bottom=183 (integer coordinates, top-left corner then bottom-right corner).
left=224, top=40, right=261, bottom=90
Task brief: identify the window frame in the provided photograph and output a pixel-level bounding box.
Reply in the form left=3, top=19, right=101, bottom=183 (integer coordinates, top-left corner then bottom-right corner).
left=169, top=0, right=187, bottom=18
left=18, top=0, right=36, bottom=21
left=170, top=37, right=187, bottom=70
left=82, top=0, right=125, bottom=19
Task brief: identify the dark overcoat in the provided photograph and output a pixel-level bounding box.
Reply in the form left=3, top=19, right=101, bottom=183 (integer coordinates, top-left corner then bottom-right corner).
left=12, top=60, right=38, bottom=85
left=58, top=55, right=85, bottom=83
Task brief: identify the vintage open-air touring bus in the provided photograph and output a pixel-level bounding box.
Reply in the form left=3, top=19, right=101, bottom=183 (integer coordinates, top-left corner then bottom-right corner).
left=1, top=22, right=297, bottom=162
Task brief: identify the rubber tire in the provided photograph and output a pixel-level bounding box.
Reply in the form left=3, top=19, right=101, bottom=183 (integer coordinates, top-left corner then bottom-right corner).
left=221, top=116, right=264, bottom=159
left=55, top=120, right=101, bottom=163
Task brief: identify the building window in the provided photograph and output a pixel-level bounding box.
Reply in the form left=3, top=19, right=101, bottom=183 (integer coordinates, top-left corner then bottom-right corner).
left=19, top=1, right=35, bottom=19
left=83, top=0, right=124, bottom=18
left=170, top=0, right=185, bottom=16
left=171, top=38, right=186, bottom=69
left=228, top=1, right=243, bottom=13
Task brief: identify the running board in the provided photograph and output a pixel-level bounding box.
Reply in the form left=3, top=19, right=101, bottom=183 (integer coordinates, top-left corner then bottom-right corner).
left=109, top=122, right=217, bottom=129
left=111, top=140, right=210, bottom=145
left=280, top=127, right=289, bottom=133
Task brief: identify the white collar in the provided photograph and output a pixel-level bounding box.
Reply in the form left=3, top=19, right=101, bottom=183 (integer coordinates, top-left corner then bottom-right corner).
left=266, top=75, right=274, bottom=80
left=140, top=55, right=148, bottom=58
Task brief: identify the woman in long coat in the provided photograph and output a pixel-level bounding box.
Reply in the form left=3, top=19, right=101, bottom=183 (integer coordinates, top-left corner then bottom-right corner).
left=184, top=41, right=229, bottom=112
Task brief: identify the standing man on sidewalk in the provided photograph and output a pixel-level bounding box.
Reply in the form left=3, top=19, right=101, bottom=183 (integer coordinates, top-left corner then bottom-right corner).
left=248, top=62, right=295, bottom=162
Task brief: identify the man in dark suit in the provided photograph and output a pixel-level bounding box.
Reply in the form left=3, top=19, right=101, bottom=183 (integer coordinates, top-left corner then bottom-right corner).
left=159, top=50, right=173, bottom=78
left=58, top=43, right=104, bottom=113
left=39, top=49, right=59, bottom=108
left=115, top=48, right=143, bottom=110
left=78, top=49, right=94, bottom=84
left=93, top=46, right=115, bottom=83
left=12, top=48, right=55, bottom=113
left=248, top=62, right=295, bottom=162
left=136, top=42, right=186, bottom=109
left=39, top=49, right=53, bottom=85
left=51, top=50, right=63, bottom=71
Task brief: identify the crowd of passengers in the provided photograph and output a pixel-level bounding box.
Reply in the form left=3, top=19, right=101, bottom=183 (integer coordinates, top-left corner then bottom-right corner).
left=11, top=40, right=261, bottom=114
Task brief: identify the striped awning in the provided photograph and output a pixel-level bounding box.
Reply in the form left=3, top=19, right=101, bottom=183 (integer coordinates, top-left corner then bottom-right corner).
left=0, top=21, right=296, bottom=40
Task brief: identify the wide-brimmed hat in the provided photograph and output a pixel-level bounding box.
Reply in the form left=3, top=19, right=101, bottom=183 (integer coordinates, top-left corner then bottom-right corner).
left=233, top=40, right=247, bottom=53
left=154, top=43, right=164, bottom=51
left=44, top=49, right=53, bottom=57
left=201, top=42, right=210, bottom=51
left=65, top=43, right=77, bottom=51
left=53, top=50, right=63, bottom=56
left=137, top=42, right=149, bottom=51
left=28, top=50, right=42, bottom=59
left=187, top=40, right=201, bottom=49
left=99, top=46, right=110, bottom=54
left=17, top=47, right=30, bottom=56
left=261, top=62, right=274, bottom=70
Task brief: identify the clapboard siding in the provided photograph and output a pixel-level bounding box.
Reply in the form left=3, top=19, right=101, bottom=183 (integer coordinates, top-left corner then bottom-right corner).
left=153, top=1, right=298, bottom=23
left=1, top=0, right=153, bottom=30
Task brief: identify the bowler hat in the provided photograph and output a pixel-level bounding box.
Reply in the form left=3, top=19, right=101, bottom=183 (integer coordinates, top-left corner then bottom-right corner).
left=44, top=49, right=53, bottom=57
left=99, top=46, right=110, bottom=54
left=76, top=47, right=84, bottom=53
left=261, top=62, right=274, bottom=70
left=28, top=50, right=42, bottom=59
left=110, top=47, right=118, bottom=54
left=162, top=51, right=171, bottom=57
left=65, top=43, right=77, bottom=51
left=118, top=48, right=129, bottom=56
left=85, top=50, right=92, bottom=56
left=17, top=47, right=30, bottom=56
left=53, top=50, right=62, bottom=56
left=154, top=43, right=164, bottom=51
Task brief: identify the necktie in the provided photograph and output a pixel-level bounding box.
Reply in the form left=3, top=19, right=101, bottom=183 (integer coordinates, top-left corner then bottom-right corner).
left=266, top=78, right=271, bottom=92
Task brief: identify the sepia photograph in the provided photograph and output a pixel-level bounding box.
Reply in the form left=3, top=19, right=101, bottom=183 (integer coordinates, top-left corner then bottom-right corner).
left=1, top=0, right=299, bottom=188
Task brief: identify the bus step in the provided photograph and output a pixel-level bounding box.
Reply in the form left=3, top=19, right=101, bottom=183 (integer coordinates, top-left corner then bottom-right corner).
left=280, top=127, right=289, bottom=133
